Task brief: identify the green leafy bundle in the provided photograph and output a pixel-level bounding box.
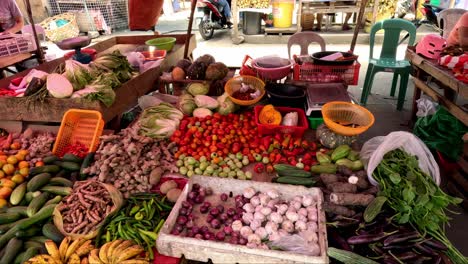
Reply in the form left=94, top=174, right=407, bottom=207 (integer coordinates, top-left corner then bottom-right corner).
left=373, top=149, right=466, bottom=264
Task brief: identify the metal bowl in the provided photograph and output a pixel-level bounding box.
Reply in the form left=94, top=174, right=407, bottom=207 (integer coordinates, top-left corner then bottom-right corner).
left=56, top=36, right=91, bottom=50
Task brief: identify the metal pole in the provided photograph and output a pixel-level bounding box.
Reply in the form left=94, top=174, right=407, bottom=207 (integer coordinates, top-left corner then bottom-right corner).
left=184, top=0, right=197, bottom=59
left=350, top=0, right=368, bottom=53
left=23, top=0, right=45, bottom=63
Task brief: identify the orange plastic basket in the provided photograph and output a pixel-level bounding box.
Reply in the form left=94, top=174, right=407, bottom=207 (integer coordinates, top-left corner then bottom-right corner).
left=321, top=102, right=375, bottom=136
left=52, top=109, right=104, bottom=156
left=225, top=75, right=265, bottom=106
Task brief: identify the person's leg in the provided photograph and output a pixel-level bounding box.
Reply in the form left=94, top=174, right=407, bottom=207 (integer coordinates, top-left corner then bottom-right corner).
left=342, top=12, right=352, bottom=30
left=315, top=14, right=323, bottom=31
left=218, top=0, right=232, bottom=21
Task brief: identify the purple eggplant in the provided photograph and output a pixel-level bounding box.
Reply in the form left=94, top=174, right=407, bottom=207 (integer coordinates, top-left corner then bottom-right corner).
left=383, top=231, right=420, bottom=246
left=439, top=253, right=453, bottom=264
left=383, top=255, right=400, bottom=264
left=369, top=244, right=384, bottom=255
left=415, top=243, right=438, bottom=256
left=434, top=255, right=442, bottom=264
left=413, top=256, right=433, bottom=264
left=424, top=239, right=448, bottom=251
left=328, top=228, right=352, bottom=251
left=382, top=242, right=417, bottom=250
left=347, top=231, right=396, bottom=245
left=394, top=251, right=419, bottom=261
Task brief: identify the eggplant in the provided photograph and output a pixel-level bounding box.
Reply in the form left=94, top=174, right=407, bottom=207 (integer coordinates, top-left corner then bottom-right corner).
left=413, top=256, right=433, bottom=264
left=415, top=243, right=438, bottom=256
left=383, top=255, right=400, bottom=264
left=328, top=228, right=352, bottom=251
left=24, top=77, right=45, bottom=96
left=423, top=239, right=448, bottom=251
left=382, top=242, right=417, bottom=250
left=347, top=231, right=395, bottom=245
left=439, top=253, right=453, bottom=264
left=369, top=244, right=384, bottom=255
left=434, top=255, right=442, bottom=264
left=383, top=231, right=420, bottom=246
left=394, top=251, right=419, bottom=261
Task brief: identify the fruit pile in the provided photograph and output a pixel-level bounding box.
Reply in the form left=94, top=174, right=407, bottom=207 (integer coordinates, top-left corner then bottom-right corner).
left=0, top=148, right=31, bottom=206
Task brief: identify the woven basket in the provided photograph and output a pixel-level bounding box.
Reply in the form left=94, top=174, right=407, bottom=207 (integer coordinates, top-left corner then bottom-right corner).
left=40, top=12, right=79, bottom=42
left=301, top=11, right=315, bottom=31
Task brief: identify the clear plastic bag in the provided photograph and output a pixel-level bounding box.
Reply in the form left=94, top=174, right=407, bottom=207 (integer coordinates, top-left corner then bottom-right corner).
left=360, top=131, right=440, bottom=186
left=270, top=234, right=320, bottom=256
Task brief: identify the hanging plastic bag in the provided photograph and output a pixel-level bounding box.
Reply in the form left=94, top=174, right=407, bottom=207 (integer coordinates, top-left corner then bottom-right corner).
left=360, top=131, right=440, bottom=186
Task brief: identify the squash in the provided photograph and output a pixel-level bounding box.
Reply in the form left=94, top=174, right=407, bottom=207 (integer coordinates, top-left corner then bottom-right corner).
left=259, top=105, right=282, bottom=125
left=316, top=124, right=357, bottom=149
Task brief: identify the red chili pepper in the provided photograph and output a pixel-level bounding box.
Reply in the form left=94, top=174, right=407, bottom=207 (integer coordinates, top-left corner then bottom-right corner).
left=293, top=138, right=302, bottom=148
left=262, top=136, right=272, bottom=150
left=281, top=135, right=291, bottom=149
left=267, top=144, right=275, bottom=153
left=301, top=140, right=309, bottom=149
left=254, top=163, right=265, bottom=173
left=272, top=139, right=281, bottom=149
left=308, top=141, right=317, bottom=151
left=274, top=153, right=282, bottom=164
left=274, top=133, right=282, bottom=142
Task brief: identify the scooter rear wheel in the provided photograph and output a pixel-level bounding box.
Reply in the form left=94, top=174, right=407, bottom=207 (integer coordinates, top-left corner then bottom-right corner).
left=199, top=20, right=214, bottom=40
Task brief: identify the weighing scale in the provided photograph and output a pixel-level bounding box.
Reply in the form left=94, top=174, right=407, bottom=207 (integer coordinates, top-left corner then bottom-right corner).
left=56, top=36, right=92, bottom=64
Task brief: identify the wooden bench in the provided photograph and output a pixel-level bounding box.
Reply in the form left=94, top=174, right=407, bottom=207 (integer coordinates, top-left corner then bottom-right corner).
left=301, top=0, right=379, bottom=31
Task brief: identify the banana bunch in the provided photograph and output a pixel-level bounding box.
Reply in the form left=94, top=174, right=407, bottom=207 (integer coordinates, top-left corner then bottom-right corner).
left=88, top=239, right=149, bottom=264
left=25, top=237, right=94, bottom=264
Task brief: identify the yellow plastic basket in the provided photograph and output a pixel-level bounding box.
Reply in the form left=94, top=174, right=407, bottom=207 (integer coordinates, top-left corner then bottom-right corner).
left=321, top=102, right=375, bottom=136
left=52, top=109, right=104, bottom=156
left=225, top=75, right=265, bottom=106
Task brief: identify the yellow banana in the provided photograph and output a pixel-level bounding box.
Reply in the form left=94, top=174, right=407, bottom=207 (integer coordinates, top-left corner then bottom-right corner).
left=88, top=249, right=103, bottom=264
left=98, top=241, right=112, bottom=264
left=75, top=240, right=94, bottom=257
left=66, top=238, right=86, bottom=262
left=59, top=237, right=71, bottom=263
left=105, top=239, right=123, bottom=260
left=44, top=239, right=61, bottom=263
left=26, top=254, right=60, bottom=264
left=110, top=240, right=134, bottom=263
left=114, top=245, right=145, bottom=263
left=81, top=257, right=89, bottom=264
left=119, top=260, right=150, bottom=264
left=68, top=253, right=81, bottom=264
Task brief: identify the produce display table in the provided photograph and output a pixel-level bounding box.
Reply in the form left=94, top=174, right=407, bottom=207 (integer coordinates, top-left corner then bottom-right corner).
left=0, top=53, right=33, bottom=79
left=406, top=46, right=468, bottom=126
left=0, top=34, right=196, bottom=123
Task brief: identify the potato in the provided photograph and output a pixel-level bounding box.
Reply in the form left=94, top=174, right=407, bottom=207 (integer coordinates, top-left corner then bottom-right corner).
left=167, top=188, right=182, bottom=203
left=150, top=167, right=163, bottom=186
left=160, top=180, right=178, bottom=194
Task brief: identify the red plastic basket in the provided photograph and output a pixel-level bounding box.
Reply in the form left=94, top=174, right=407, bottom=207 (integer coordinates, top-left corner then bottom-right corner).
left=239, top=55, right=257, bottom=76
left=293, top=61, right=360, bottom=85
left=254, top=105, right=309, bottom=137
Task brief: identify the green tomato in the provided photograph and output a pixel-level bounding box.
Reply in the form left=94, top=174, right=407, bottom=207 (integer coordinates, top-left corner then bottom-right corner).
left=211, top=152, right=218, bottom=159
left=218, top=161, right=226, bottom=166
left=219, top=172, right=228, bottom=178
left=223, top=167, right=231, bottom=173
left=242, top=159, right=249, bottom=166
left=236, top=152, right=243, bottom=160
left=237, top=174, right=246, bottom=180
left=179, top=154, right=186, bottom=160
left=206, top=165, right=214, bottom=174
left=229, top=154, right=236, bottom=159
left=254, top=154, right=262, bottom=162
left=195, top=168, right=203, bottom=175
left=199, top=161, right=208, bottom=171
left=235, top=162, right=243, bottom=169
left=229, top=165, right=237, bottom=171
left=245, top=171, right=253, bottom=180
left=187, top=170, right=194, bottom=177
left=262, top=157, right=270, bottom=164
left=187, top=157, right=197, bottom=165
left=236, top=170, right=244, bottom=177
left=199, top=156, right=207, bottom=163
left=176, top=160, right=184, bottom=167
left=228, top=171, right=237, bottom=178
left=179, top=167, right=188, bottom=175
left=188, top=165, right=194, bottom=171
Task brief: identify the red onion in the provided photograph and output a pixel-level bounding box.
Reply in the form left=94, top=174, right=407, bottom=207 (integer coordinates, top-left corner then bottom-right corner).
left=236, top=208, right=244, bottom=215
left=215, top=231, right=226, bottom=241
left=232, top=231, right=240, bottom=238
left=179, top=208, right=188, bottom=216
left=182, top=201, right=192, bottom=208
left=174, top=224, right=184, bottom=232
left=188, top=191, right=197, bottom=200
left=227, top=208, right=236, bottom=217
left=191, top=226, right=200, bottom=234
left=220, top=193, right=228, bottom=201
left=194, top=195, right=205, bottom=204
left=193, top=183, right=201, bottom=191
left=203, top=201, right=212, bottom=207
left=233, top=215, right=241, bottom=221
left=186, top=220, right=194, bottom=229
left=216, top=205, right=225, bottom=213
left=209, top=208, right=220, bottom=216
left=177, top=216, right=188, bottom=225
left=187, top=230, right=195, bottom=237
left=239, top=238, right=247, bottom=245
left=219, top=213, right=229, bottom=221
left=234, top=195, right=243, bottom=203
left=194, top=234, right=203, bottom=239
left=206, top=214, right=215, bottom=223
left=225, top=218, right=234, bottom=225
left=199, top=206, right=209, bottom=214
left=171, top=230, right=180, bottom=236
left=200, top=225, right=209, bottom=234
left=229, top=237, right=239, bottom=245
left=204, top=232, right=215, bottom=240
left=223, top=226, right=233, bottom=235
left=235, top=200, right=244, bottom=208
left=210, top=219, right=221, bottom=229
left=243, top=197, right=250, bottom=204
left=187, top=213, right=195, bottom=220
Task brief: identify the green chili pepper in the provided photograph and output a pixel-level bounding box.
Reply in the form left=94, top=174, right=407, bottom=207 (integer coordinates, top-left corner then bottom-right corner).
left=134, top=212, right=144, bottom=221
left=154, top=219, right=165, bottom=233
left=129, top=205, right=140, bottom=215
left=139, top=229, right=158, bottom=241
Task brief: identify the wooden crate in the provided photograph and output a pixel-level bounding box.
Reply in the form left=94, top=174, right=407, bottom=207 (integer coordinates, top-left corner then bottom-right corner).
left=0, top=34, right=196, bottom=123
left=157, top=175, right=329, bottom=264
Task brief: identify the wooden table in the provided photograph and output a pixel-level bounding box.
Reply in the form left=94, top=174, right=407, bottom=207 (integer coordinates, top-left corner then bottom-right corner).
left=0, top=53, right=33, bottom=78
left=406, top=46, right=468, bottom=126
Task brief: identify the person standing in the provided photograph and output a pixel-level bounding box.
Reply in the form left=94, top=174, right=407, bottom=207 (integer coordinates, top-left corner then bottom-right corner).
left=0, top=0, right=23, bottom=34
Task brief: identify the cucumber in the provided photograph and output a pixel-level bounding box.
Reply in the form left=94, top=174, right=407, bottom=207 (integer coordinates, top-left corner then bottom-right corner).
left=0, top=212, right=21, bottom=225
left=62, top=153, right=83, bottom=163
left=328, top=247, right=379, bottom=264
left=44, top=195, right=62, bottom=206
left=0, top=223, right=12, bottom=235
left=26, top=192, right=50, bottom=217
left=28, top=165, right=60, bottom=176
left=10, top=182, right=27, bottom=206
left=28, top=236, right=49, bottom=243
left=60, top=161, right=81, bottom=171
left=80, top=152, right=95, bottom=179
left=18, top=198, right=29, bottom=206
left=364, top=196, right=387, bottom=223
left=24, top=240, right=43, bottom=249
left=48, top=177, right=73, bottom=187
left=40, top=186, right=72, bottom=196
left=15, top=226, right=41, bottom=238
left=17, top=204, right=56, bottom=230
left=42, top=223, right=64, bottom=244
left=42, top=155, right=59, bottom=165
left=24, top=192, right=34, bottom=203
left=274, top=164, right=312, bottom=178
left=19, top=247, right=40, bottom=264
left=13, top=251, right=25, bottom=264
left=275, top=176, right=316, bottom=186
left=6, top=206, right=28, bottom=217
left=55, top=169, right=70, bottom=179
left=53, top=161, right=63, bottom=167
left=0, top=238, right=23, bottom=264
left=27, top=173, right=51, bottom=192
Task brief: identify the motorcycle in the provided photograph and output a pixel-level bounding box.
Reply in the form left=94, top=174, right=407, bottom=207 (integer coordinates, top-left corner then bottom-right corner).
left=196, top=0, right=232, bottom=40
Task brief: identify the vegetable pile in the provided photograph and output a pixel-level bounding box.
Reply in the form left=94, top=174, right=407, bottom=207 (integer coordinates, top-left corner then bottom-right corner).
left=83, top=126, right=178, bottom=198
left=138, top=103, right=184, bottom=139
left=100, top=193, right=172, bottom=260
left=372, top=149, right=466, bottom=263
left=55, top=180, right=122, bottom=237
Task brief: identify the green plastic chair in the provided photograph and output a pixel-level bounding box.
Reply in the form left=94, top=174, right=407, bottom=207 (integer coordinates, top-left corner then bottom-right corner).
left=360, top=18, right=417, bottom=110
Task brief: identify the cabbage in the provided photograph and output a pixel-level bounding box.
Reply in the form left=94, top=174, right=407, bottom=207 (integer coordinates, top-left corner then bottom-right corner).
left=217, top=93, right=238, bottom=115
left=63, top=60, right=93, bottom=91
left=177, top=94, right=197, bottom=116
left=193, top=108, right=213, bottom=118
left=83, top=84, right=116, bottom=107
left=187, top=82, right=209, bottom=96
left=138, top=103, right=184, bottom=139
left=194, top=95, right=219, bottom=110
left=46, top=73, right=73, bottom=98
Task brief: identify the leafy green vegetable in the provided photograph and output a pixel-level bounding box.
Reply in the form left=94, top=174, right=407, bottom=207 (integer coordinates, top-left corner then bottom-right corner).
left=91, top=50, right=134, bottom=83
left=373, top=149, right=466, bottom=264
left=63, top=60, right=93, bottom=91
left=84, top=85, right=116, bottom=107
left=138, top=103, right=183, bottom=139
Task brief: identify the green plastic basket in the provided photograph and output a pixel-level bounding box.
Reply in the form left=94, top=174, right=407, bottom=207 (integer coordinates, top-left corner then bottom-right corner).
left=145, top=37, right=176, bottom=51
left=308, top=111, right=324, bottom=130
